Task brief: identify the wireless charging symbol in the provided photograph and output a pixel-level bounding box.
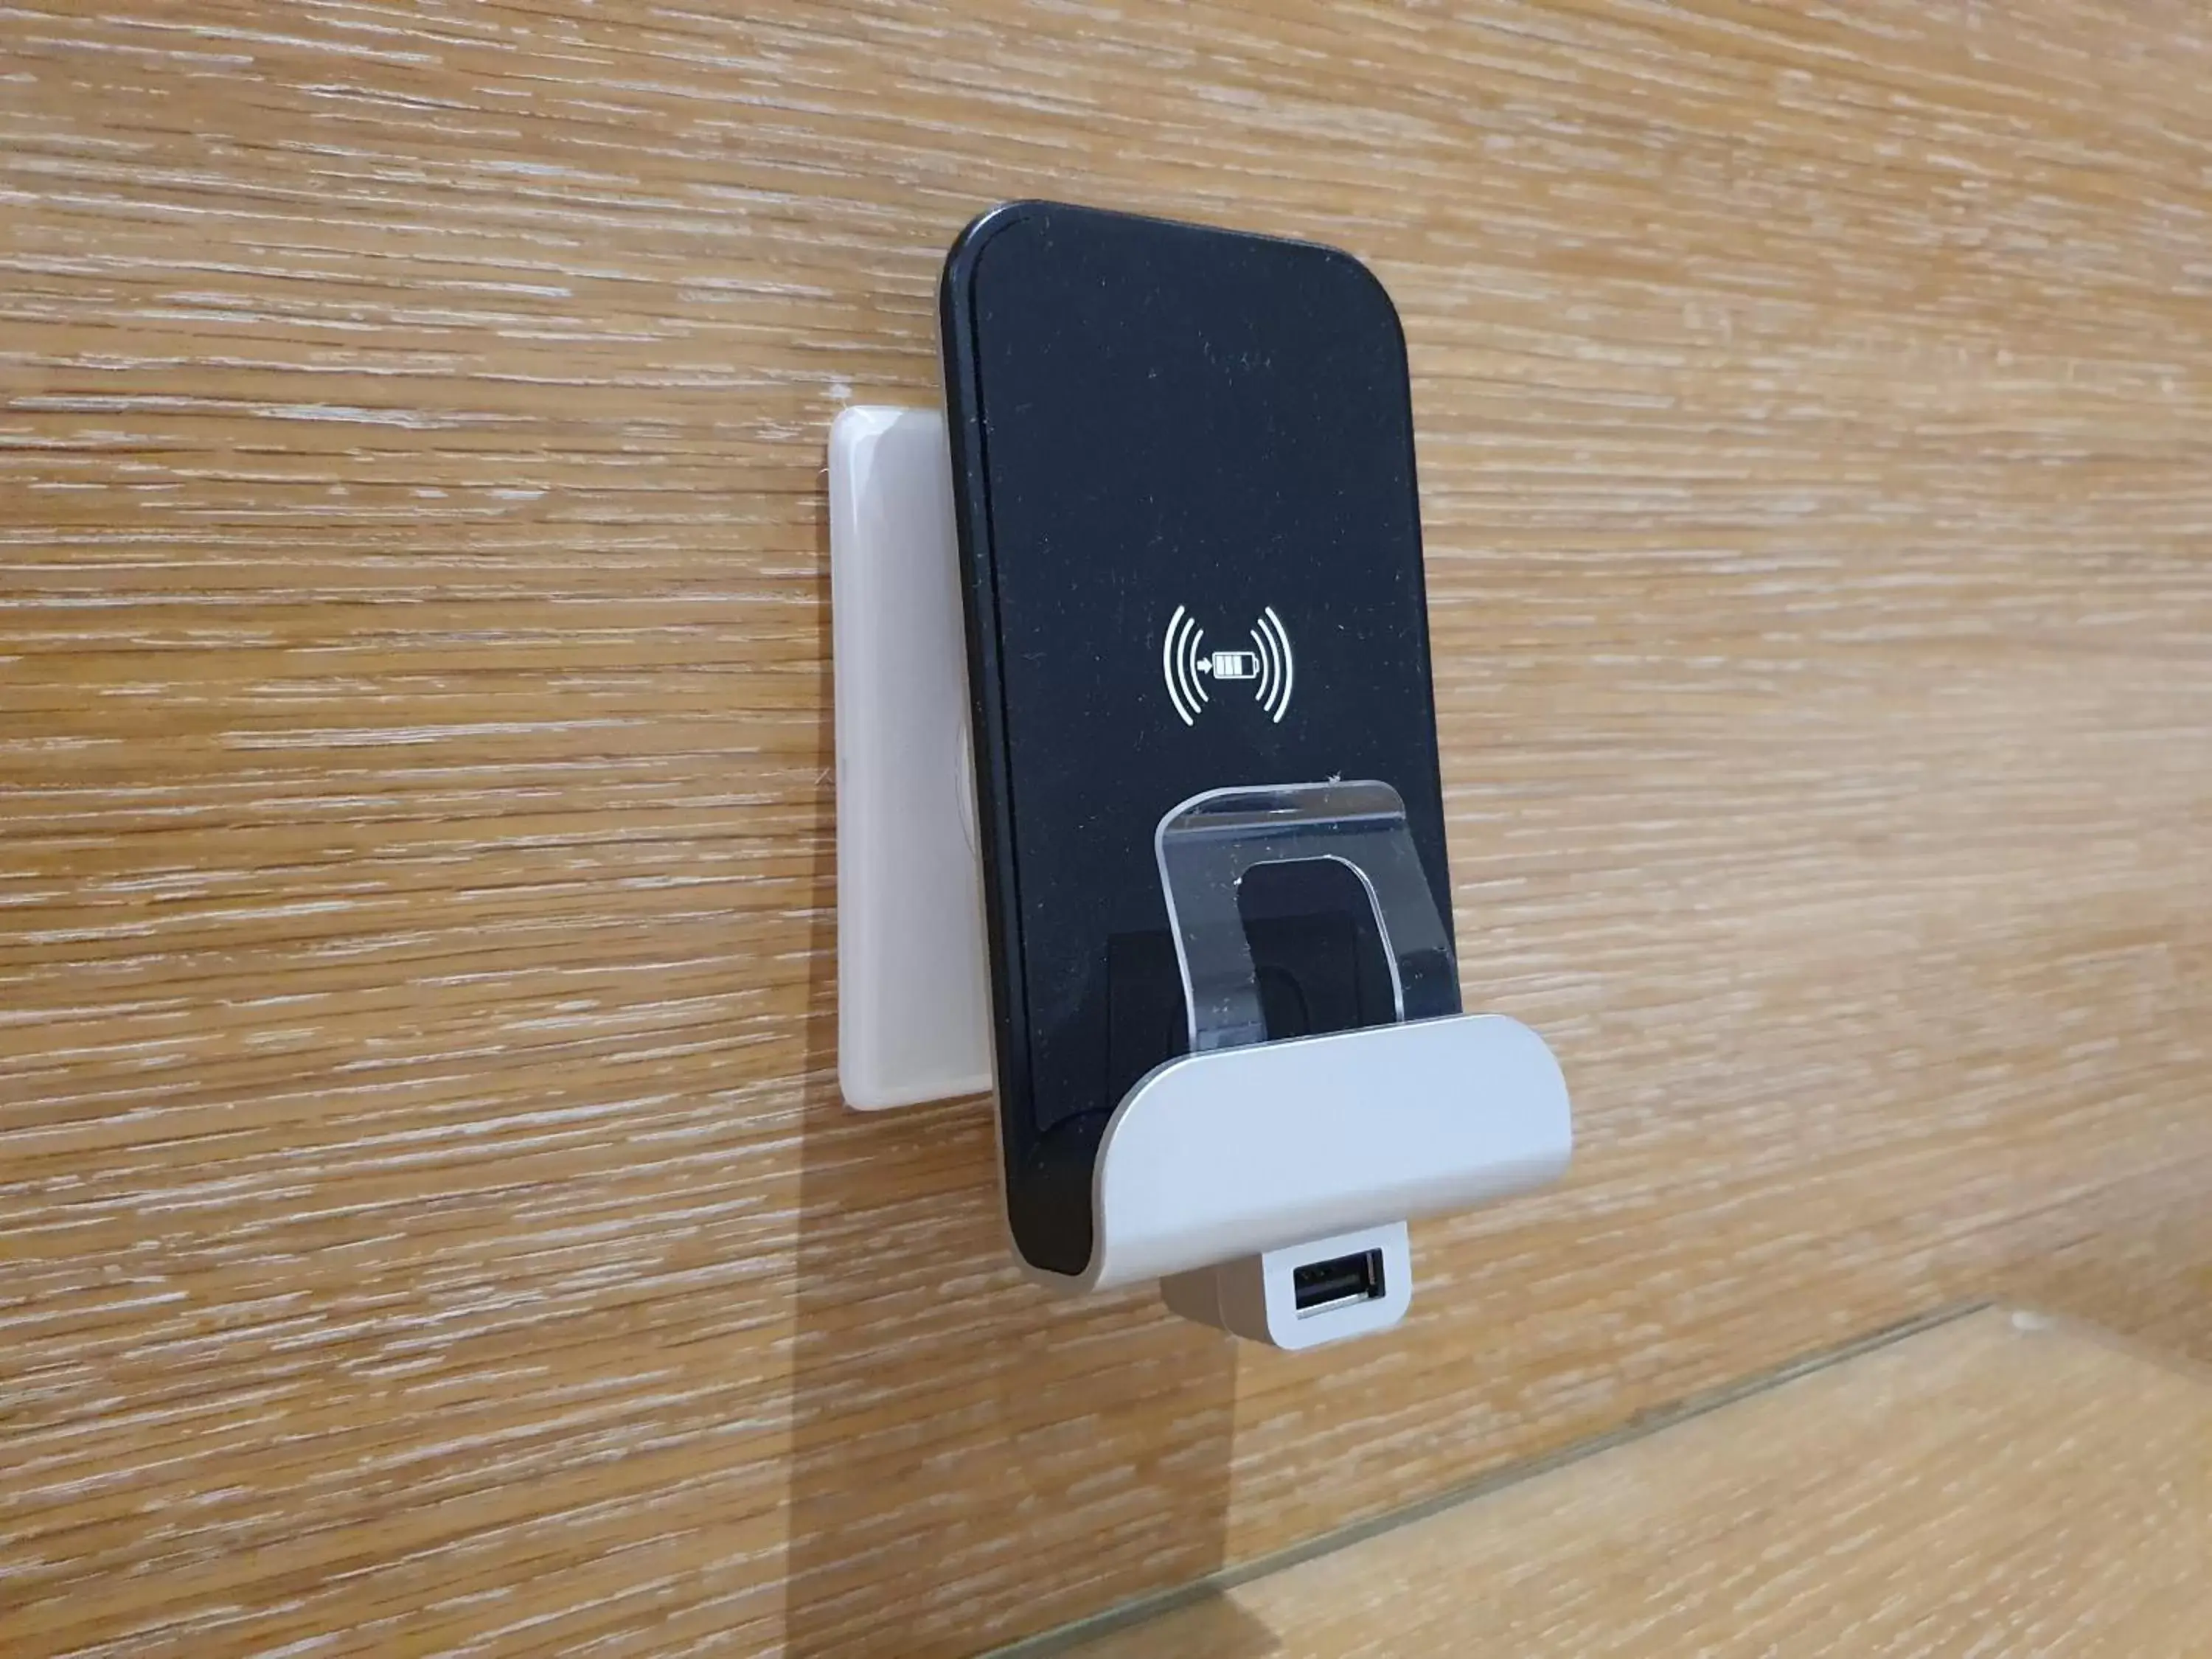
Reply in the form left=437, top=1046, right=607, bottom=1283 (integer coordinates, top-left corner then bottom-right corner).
left=1162, top=605, right=1295, bottom=726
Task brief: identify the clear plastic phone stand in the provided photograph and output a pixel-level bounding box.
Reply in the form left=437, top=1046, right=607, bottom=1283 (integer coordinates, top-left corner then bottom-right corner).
left=1157, top=779, right=1459, bottom=1055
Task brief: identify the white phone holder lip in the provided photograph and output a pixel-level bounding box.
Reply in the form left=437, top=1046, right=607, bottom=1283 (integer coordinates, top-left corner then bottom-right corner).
left=1087, top=1012, right=1570, bottom=1293
left=829, top=405, right=1573, bottom=1347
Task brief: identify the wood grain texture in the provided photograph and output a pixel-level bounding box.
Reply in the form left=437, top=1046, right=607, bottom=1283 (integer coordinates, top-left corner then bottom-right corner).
left=1059, top=1307, right=2212, bottom=1658
left=3, top=1, right=2210, bottom=1655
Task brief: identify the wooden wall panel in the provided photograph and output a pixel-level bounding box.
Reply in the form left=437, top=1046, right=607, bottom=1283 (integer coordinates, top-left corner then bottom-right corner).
left=2, top=2, right=2208, bottom=1655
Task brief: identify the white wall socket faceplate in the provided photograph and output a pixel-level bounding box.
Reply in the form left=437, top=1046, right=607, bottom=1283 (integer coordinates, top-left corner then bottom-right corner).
left=828, top=406, right=993, bottom=1110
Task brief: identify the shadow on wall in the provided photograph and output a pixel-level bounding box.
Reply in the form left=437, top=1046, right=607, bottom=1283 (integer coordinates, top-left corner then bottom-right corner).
left=779, top=496, right=1271, bottom=1658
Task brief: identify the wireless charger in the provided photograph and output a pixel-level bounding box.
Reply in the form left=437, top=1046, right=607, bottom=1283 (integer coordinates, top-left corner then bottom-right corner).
left=830, top=204, right=1571, bottom=1349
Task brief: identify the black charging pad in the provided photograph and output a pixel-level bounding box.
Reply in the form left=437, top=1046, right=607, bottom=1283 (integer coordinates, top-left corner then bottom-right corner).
left=940, top=201, right=1456, bottom=1278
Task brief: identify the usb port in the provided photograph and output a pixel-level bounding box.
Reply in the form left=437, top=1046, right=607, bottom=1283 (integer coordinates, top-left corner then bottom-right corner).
left=1291, top=1248, right=1385, bottom=1317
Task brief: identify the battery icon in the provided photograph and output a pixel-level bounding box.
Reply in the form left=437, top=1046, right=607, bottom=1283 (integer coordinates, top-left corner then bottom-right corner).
left=1200, top=650, right=1260, bottom=681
